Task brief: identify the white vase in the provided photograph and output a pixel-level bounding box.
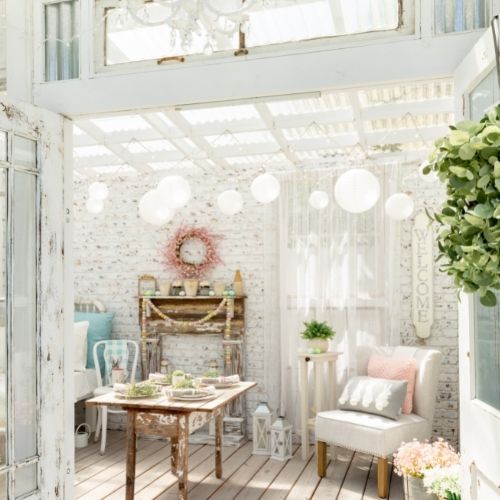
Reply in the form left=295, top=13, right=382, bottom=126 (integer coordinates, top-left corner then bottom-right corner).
left=307, top=338, right=329, bottom=353
left=404, top=476, right=438, bottom=500
left=172, top=374, right=185, bottom=386
left=184, top=279, right=199, bottom=297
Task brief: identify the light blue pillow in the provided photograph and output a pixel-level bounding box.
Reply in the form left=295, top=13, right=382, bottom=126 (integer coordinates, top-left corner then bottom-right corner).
left=74, top=311, right=114, bottom=369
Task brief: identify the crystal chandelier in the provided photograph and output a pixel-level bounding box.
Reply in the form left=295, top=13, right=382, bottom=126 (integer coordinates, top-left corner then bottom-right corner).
left=115, top=0, right=266, bottom=55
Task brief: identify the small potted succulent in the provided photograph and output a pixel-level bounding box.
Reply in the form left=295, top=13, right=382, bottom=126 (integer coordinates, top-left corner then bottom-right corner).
left=171, top=369, right=186, bottom=386
left=111, top=357, right=125, bottom=384
left=300, top=320, right=335, bottom=354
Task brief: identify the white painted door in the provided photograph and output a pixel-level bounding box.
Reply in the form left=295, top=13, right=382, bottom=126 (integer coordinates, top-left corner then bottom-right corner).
left=0, top=97, right=70, bottom=500
left=454, top=27, right=500, bottom=500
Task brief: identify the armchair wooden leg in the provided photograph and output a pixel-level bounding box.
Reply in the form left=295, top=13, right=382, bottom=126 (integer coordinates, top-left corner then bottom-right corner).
left=317, top=441, right=327, bottom=477
left=377, top=457, right=389, bottom=498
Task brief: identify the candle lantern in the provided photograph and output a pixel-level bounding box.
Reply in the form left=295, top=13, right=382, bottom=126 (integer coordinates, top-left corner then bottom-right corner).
left=270, top=416, right=293, bottom=461
left=252, top=402, right=272, bottom=455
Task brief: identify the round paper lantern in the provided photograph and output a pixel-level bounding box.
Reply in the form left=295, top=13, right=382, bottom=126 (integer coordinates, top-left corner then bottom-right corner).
left=308, top=190, right=329, bottom=210
left=385, top=193, right=415, bottom=221
left=139, top=189, right=175, bottom=226
left=88, top=182, right=109, bottom=201
left=334, top=168, right=380, bottom=214
left=418, top=161, right=438, bottom=183
left=86, top=198, right=104, bottom=214
left=157, top=175, right=192, bottom=209
left=251, top=173, right=280, bottom=204
left=217, top=189, right=243, bottom=215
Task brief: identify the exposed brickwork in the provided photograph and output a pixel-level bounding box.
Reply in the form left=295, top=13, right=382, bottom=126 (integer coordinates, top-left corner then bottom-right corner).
left=74, top=169, right=459, bottom=444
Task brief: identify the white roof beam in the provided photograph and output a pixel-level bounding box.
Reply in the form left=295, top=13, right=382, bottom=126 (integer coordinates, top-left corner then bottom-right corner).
left=34, top=32, right=482, bottom=116
left=254, top=103, right=299, bottom=164
left=162, top=110, right=233, bottom=169
left=76, top=121, right=153, bottom=174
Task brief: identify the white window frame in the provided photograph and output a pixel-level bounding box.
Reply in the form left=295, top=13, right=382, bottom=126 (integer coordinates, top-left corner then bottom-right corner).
left=0, top=128, right=41, bottom=500
left=91, top=0, right=417, bottom=77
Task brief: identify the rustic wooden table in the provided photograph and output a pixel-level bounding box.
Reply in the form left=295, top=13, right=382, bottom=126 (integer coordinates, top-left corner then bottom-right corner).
left=86, top=381, right=256, bottom=500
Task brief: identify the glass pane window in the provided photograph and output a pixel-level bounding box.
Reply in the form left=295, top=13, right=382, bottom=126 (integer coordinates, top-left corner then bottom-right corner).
left=435, top=0, right=491, bottom=34
left=0, top=133, right=6, bottom=162
left=0, top=169, right=6, bottom=468
left=102, top=0, right=401, bottom=65
left=14, top=464, right=37, bottom=498
left=475, top=294, right=500, bottom=410
left=44, top=0, right=79, bottom=81
left=12, top=172, right=38, bottom=462
left=469, top=70, right=500, bottom=121
left=12, top=136, right=37, bottom=169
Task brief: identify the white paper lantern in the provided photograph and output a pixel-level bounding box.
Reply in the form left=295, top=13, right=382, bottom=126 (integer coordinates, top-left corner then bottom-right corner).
left=217, top=189, right=243, bottom=215
left=86, top=198, right=104, bottom=214
left=252, top=402, right=272, bottom=455
left=251, top=173, right=280, bottom=204
left=308, top=190, right=329, bottom=210
left=157, top=175, right=192, bottom=208
left=418, top=161, right=438, bottom=183
left=88, top=182, right=109, bottom=201
left=385, top=193, right=415, bottom=221
left=334, top=168, right=380, bottom=214
left=270, top=416, right=293, bottom=461
left=138, top=189, right=175, bottom=226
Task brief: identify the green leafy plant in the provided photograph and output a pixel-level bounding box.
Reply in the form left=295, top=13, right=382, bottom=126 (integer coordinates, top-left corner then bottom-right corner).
left=203, top=369, right=220, bottom=378
left=173, top=379, right=195, bottom=389
left=300, top=320, right=335, bottom=340
left=425, top=104, right=500, bottom=306
left=125, top=383, right=157, bottom=397
left=172, top=369, right=185, bottom=376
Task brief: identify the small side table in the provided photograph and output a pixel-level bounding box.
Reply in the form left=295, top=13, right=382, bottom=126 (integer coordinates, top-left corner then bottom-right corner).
left=298, top=351, right=341, bottom=460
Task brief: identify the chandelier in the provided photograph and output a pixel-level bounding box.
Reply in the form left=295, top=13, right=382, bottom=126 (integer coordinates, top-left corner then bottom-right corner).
left=112, top=0, right=281, bottom=55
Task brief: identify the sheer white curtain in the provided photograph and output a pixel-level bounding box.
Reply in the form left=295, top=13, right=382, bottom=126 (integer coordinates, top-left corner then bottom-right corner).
left=264, top=165, right=401, bottom=429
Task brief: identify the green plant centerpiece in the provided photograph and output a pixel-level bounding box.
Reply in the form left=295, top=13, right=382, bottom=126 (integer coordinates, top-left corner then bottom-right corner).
left=171, top=369, right=186, bottom=386
left=424, top=104, right=500, bottom=307
left=301, top=320, right=335, bottom=354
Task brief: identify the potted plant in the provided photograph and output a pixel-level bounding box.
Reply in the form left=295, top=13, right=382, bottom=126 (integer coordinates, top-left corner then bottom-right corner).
left=111, top=357, right=125, bottom=384
left=172, top=369, right=185, bottom=386
left=300, top=320, right=335, bottom=353
left=394, top=439, right=460, bottom=500
left=423, top=465, right=461, bottom=500
left=424, top=105, right=500, bottom=307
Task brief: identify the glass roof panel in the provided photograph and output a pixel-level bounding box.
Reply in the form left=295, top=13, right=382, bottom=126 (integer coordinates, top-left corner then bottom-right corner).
left=91, top=115, right=152, bottom=133
left=180, top=104, right=260, bottom=125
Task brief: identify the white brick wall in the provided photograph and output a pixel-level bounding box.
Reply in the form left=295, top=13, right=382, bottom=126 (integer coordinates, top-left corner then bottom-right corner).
left=74, top=169, right=458, bottom=445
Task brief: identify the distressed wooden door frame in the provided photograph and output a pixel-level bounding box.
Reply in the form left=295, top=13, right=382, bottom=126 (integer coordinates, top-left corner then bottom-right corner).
left=0, top=97, right=70, bottom=500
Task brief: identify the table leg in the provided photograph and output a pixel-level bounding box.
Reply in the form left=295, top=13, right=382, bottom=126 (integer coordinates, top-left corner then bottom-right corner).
left=171, top=435, right=178, bottom=473
left=126, top=410, right=137, bottom=500
left=215, top=410, right=223, bottom=478
left=175, top=414, right=189, bottom=500
left=299, top=358, right=309, bottom=460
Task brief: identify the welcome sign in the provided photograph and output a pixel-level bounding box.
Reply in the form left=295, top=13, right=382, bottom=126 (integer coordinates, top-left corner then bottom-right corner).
left=412, top=212, right=434, bottom=339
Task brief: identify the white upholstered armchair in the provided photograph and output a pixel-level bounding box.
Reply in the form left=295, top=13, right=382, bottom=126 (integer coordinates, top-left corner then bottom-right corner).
left=315, top=346, right=442, bottom=498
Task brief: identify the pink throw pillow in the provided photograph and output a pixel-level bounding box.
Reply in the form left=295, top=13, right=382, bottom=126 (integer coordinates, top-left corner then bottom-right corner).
left=367, top=355, right=417, bottom=414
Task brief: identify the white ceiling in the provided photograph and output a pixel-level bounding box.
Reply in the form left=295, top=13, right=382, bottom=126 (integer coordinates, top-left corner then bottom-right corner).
left=73, top=77, right=455, bottom=178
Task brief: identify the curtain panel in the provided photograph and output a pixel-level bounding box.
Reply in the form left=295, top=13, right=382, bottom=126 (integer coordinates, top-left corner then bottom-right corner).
left=264, top=165, right=401, bottom=430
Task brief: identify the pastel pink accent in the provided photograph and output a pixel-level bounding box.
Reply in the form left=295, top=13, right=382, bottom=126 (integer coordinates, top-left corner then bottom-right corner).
left=367, top=355, right=417, bottom=414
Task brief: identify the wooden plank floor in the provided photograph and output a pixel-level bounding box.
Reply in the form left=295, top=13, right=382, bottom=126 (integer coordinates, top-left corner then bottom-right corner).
left=75, top=431, right=404, bottom=499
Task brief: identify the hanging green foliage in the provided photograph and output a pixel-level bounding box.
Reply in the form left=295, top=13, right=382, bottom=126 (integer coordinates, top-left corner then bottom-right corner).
left=424, top=104, right=500, bottom=307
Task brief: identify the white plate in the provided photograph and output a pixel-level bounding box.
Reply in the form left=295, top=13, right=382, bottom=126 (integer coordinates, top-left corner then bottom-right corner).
left=170, top=393, right=217, bottom=402
left=115, top=392, right=161, bottom=399
left=213, top=382, right=240, bottom=389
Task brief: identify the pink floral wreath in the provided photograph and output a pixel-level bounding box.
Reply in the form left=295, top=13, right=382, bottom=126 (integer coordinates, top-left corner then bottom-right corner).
left=163, top=225, right=222, bottom=279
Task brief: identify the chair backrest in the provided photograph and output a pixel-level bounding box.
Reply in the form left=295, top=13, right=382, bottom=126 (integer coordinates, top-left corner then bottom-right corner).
left=355, top=345, right=442, bottom=421
left=93, top=340, right=139, bottom=387
left=75, top=299, right=106, bottom=313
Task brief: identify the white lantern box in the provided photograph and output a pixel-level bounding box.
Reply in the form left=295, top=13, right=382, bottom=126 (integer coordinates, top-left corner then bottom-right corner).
left=270, top=416, right=293, bottom=461
left=252, top=402, right=272, bottom=455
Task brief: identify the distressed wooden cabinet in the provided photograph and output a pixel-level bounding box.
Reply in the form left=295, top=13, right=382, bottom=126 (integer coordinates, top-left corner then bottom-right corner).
left=139, top=295, right=246, bottom=444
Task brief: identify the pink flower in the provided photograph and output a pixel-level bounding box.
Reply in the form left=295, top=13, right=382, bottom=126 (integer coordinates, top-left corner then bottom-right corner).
left=394, top=438, right=459, bottom=478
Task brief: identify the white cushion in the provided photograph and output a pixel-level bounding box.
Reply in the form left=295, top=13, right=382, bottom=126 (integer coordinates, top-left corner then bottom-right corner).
left=74, top=321, right=89, bottom=372
left=315, top=410, right=430, bottom=458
